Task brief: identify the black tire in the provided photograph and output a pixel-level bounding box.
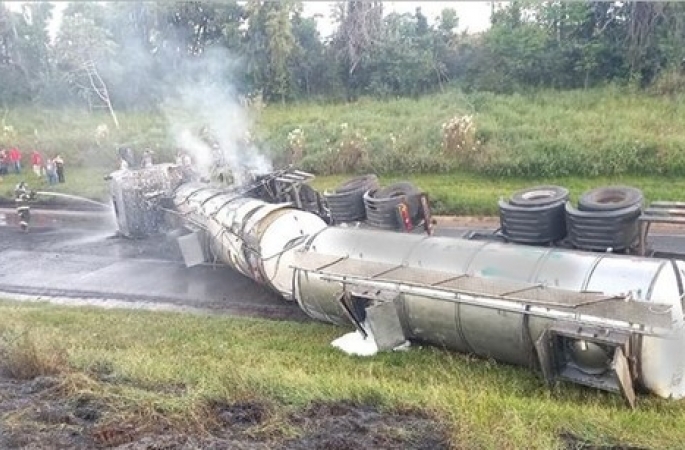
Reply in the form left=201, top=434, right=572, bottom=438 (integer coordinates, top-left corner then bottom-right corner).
left=566, top=203, right=642, bottom=251
left=509, top=185, right=569, bottom=207
left=297, top=184, right=322, bottom=213
left=578, top=186, right=643, bottom=212
left=364, top=181, right=421, bottom=230
left=324, top=174, right=379, bottom=223
left=335, top=174, right=379, bottom=194
left=499, top=199, right=567, bottom=245
left=375, top=181, right=420, bottom=199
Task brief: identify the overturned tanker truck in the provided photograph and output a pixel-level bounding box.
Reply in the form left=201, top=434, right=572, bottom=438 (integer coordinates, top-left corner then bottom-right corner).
left=107, top=163, right=685, bottom=407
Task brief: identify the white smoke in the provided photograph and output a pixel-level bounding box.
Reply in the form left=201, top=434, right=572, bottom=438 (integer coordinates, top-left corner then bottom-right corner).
left=162, top=48, right=272, bottom=184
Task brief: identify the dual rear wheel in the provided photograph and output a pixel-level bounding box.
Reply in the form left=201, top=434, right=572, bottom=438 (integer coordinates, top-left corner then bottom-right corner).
left=500, top=185, right=644, bottom=251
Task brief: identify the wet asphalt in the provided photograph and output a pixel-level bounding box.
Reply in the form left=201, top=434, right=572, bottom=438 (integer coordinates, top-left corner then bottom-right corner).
left=0, top=207, right=305, bottom=321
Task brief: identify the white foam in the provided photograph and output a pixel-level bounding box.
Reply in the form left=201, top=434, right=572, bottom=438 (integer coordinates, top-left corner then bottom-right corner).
left=331, top=329, right=379, bottom=357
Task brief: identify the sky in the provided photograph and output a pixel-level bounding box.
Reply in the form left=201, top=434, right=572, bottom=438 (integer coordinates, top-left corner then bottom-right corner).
left=11, top=1, right=496, bottom=41
left=302, top=2, right=495, bottom=37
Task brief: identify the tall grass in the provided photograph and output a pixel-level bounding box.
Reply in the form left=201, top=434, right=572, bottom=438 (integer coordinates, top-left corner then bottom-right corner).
left=261, top=85, right=685, bottom=177
left=4, top=86, right=685, bottom=178
left=4, top=86, right=685, bottom=211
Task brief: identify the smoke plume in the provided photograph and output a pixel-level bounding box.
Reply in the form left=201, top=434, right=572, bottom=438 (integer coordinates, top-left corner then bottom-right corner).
left=161, top=48, right=272, bottom=184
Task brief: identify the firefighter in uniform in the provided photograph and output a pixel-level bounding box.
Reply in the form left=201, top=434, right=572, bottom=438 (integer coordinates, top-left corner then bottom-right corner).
left=14, top=181, right=36, bottom=232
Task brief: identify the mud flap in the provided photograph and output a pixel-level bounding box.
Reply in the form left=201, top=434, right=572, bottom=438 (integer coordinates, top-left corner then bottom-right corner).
left=535, top=328, right=555, bottom=387
left=338, top=288, right=407, bottom=350
left=612, top=346, right=636, bottom=408
left=365, top=298, right=407, bottom=351
left=177, top=231, right=208, bottom=268
left=535, top=323, right=637, bottom=408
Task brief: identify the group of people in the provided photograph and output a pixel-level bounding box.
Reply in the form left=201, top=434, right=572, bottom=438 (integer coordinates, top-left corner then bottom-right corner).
left=118, top=147, right=157, bottom=170
left=0, top=147, right=65, bottom=184
left=0, top=147, right=22, bottom=176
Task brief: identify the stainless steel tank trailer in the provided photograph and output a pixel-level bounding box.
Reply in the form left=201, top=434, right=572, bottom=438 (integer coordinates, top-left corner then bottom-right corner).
left=107, top=164, right=685, bottom=407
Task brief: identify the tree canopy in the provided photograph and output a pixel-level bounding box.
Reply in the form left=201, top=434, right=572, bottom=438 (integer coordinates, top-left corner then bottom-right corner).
left=1, top=1, right=684, bottom=110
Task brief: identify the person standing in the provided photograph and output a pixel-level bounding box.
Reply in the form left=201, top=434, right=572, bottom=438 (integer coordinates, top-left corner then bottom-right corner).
left=54, top=154, right=65, bottom=183
left=9, top=146, right=21, bottom=173
left=0, top=149, right=7, bottom=176
left=14, top=181, right=35, bottom=232
left=141, top=149, right=153, bottom=168
left=45, top=158, right=58, bottom=185
left=31, top=150, right=43, bottom=177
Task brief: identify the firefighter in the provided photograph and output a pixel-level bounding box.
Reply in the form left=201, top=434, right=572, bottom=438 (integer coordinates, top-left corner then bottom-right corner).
left=14, top=181, right=36, bottom=232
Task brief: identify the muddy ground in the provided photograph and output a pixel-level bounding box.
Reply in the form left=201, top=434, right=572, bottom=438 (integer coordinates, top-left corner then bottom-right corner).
left=0, top=373, right=649, bottom=450
left=0, top=374, right=451, bottom=450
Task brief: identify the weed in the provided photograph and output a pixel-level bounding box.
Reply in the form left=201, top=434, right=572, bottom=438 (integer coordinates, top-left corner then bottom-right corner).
left=0, top=327, right=66, bottom=380
left=5, top=86, right=685, bottom=179
left=287, top=128, right=306, bottom=165
left=441, top=114, right=480, bottom=165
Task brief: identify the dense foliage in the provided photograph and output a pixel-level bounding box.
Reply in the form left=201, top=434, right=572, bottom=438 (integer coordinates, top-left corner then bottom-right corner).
left=2, top=1, right=685, bottom=111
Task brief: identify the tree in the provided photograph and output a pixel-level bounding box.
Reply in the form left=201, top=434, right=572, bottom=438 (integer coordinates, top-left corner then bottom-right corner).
left=331, top=1, right=383, bottom=100
left=0, top=3, right=54, bottom=105
left=244, top=0, right=298, bottom=102
left=55, top=4, right=120, bottom=127
left=290, top=12, right=333, bottom=98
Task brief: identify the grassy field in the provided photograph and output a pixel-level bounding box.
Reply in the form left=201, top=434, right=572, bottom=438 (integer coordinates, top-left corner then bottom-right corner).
left=4, top=85, right=685, bottom=179
left=0, top=167, right=113, bottom=205
left=260, top=85, right=685, bottom=177
left=1, top=300, right=684, bottom=449
left=2, top=85, right=685, bottom=214
left=0, top=301, right=685, bottom=449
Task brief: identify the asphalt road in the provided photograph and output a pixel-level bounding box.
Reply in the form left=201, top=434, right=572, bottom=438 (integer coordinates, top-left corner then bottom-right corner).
left=0, top=208, right=305, bottom=320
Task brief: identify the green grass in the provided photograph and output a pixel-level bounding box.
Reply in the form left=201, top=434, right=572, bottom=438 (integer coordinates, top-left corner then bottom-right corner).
left=0, top=167, right=112, bottom=204
left=311, top=172, right=685, bottom=216
left=4, top=86, right=685, bottom=212
left=0, top=108, right=170, bottom=166
left=6, top=85, right=685, bottom=178
left=260, top=85, right=685, bottom=177
left=0, top=300, right=683, bottom=449
left=3, top=166, right=683, bottom=216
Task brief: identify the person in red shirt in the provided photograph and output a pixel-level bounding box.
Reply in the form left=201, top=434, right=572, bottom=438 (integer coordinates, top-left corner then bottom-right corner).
left=31, top=150, right=43, bottom=177
left=9, top=147, right=21, bottom=174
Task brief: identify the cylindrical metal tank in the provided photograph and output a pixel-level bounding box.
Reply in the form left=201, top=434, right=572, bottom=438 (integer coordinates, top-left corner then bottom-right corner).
left=168, top=180, right=685, bottom=401
left=174, top=183, right=327, bottom=298
left=294, top=227, right=685, bottom=399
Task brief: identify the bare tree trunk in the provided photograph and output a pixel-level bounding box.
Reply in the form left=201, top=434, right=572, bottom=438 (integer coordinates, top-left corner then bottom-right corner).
left=84, top=60, right=119, bottom=129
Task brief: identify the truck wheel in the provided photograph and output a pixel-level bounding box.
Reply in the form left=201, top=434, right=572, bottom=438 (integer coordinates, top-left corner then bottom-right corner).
left=509, top=185, right=569, bottom=207
left=578, top=186, right=643, bottom=212
left=323, top=174, right=379, bottom=223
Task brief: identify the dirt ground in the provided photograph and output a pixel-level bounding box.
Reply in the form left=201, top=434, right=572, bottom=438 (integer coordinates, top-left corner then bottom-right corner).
left=0, top=373, right=650, bottom=450
left=0, top=375, right=452, bottom=450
